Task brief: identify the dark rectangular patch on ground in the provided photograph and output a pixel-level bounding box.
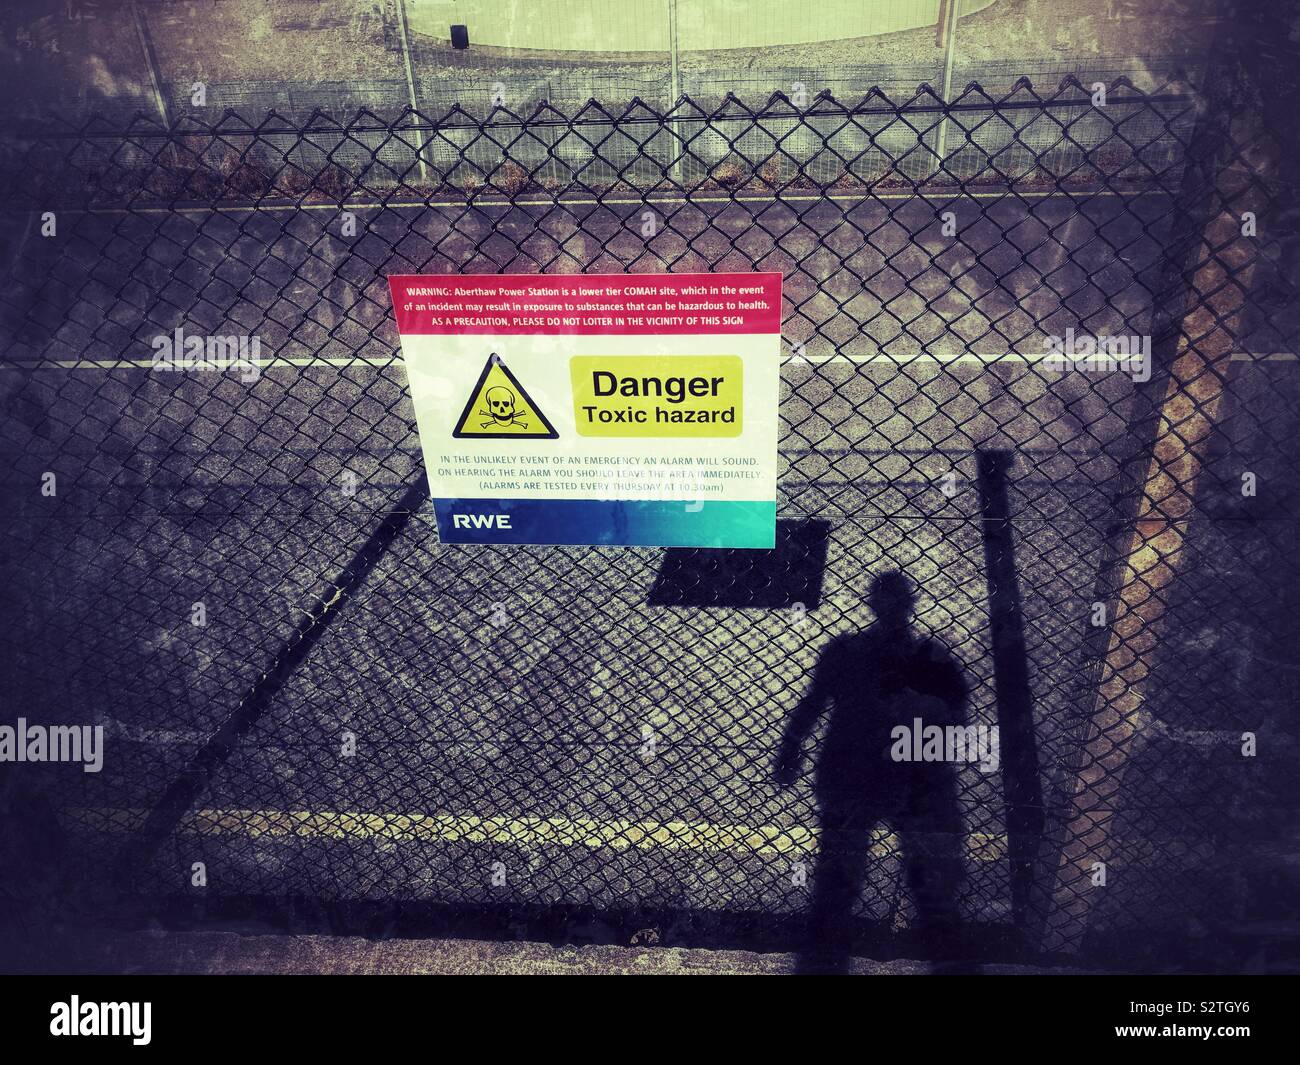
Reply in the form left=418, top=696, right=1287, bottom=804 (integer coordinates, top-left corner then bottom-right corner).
left=648, top=518, right=830, bottom=609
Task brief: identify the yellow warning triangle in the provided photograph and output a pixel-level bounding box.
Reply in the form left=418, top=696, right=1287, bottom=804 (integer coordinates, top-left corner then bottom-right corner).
left=452, top=353, right=558, bottom=439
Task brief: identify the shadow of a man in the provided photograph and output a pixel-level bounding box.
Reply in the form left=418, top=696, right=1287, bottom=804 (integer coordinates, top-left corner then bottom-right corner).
left=776, top=571, right=968, bottom=972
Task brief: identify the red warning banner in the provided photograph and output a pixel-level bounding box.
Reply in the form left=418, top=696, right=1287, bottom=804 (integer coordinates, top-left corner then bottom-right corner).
left=389, top=272, right=782, bottom=336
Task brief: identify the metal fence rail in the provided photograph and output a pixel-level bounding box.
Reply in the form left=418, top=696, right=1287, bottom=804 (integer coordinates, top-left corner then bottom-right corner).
left=1, top=76, right=1295, bottom=966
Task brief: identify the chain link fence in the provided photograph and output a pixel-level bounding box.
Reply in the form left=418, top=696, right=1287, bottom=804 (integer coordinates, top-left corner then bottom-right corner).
left=1, top=70, right=1296, bottom=967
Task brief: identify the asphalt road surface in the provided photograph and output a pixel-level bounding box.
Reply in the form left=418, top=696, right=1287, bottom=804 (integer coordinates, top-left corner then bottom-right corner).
left=2, top=182, right=1296, bottom=946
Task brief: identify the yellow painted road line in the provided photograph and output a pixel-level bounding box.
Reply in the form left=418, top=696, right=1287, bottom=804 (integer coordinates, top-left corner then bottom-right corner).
left=63, top=806, right=1011, bottom=862
left=68, top=186, right=1165, bottom=217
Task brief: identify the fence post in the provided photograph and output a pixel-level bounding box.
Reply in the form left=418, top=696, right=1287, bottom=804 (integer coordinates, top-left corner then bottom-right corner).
left=129, top=0, right=169, bottom=128
left=667, top=0, right=684, bottom=185
left=1039, top=22, right=1280, bottom=954
left=932, top=0, right=961, bottom=168
left=396, top=0, right=431, bottom=185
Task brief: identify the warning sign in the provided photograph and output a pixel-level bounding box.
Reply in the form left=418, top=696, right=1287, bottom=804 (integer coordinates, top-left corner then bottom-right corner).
left=389, top=272, right=781, bottom=549
left=452, top=353, right=558, bottom=439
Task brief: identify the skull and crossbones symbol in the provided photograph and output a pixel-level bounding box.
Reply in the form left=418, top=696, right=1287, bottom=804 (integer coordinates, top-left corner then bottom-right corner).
left=479, top=385, right=529, bottom=429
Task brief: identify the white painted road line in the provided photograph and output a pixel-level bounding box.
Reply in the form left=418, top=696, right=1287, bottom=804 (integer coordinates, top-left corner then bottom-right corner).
left=64, top=186, right=1169, bottom=217
left=4, top=351, right=1293, bottom=371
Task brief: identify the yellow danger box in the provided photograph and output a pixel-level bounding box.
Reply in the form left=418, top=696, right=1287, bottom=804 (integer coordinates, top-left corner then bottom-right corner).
left=569, top=355, right=743, bottom=438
